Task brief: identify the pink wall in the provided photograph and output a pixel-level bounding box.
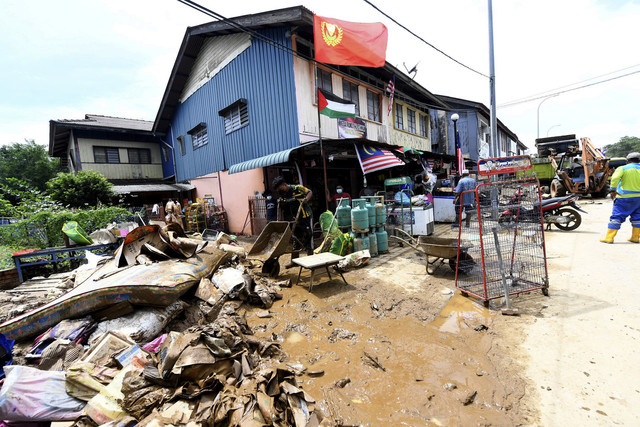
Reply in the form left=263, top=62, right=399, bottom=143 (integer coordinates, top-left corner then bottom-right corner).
left=190, top=169, right=264, bottom=234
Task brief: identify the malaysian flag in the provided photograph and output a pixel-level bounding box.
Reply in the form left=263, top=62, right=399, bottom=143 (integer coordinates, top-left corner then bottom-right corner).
left=355, top=143, right=404, bottom=174
left=456, top=131, right=465, bottom=175
left=386, top=74, right=395, bottom=116
left=420, top=157, right=434, bottom=172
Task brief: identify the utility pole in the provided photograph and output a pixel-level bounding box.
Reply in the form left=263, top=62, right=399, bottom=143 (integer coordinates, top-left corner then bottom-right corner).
left=488, top=0, right=498, bottom=158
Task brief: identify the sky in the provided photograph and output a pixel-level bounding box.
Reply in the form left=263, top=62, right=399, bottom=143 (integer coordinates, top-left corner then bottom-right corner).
left=1, top=0, right=639, bottom=152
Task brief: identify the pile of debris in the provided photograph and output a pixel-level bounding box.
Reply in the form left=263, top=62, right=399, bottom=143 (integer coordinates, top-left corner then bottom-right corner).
left=0, top=225, right=331, bottom=426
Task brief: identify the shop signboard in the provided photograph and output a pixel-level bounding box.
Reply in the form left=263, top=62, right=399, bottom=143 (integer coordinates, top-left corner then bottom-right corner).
left=337, top=117, right=367, bottom=139
left=478, top=155, right=532, bottom=176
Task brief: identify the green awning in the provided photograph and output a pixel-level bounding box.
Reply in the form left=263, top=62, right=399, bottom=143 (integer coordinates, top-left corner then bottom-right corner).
left=228, top=143, right=316, bottom=175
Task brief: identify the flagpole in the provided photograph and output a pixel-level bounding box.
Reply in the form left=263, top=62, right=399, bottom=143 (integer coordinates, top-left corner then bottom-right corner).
left=315, top=64, right=329, bottom=211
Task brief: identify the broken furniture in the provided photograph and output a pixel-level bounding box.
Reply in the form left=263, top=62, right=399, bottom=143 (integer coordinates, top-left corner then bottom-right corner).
left=12, top=243, right=119, bottom=283
left=292, top=252, right=348, bottom=291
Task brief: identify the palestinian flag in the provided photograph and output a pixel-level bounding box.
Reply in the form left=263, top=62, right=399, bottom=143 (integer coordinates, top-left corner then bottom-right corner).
left=318, top=89, right=356, bottom=119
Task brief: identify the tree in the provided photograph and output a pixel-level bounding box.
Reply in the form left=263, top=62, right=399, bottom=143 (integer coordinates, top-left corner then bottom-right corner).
left=47, top=170, right=114, bottom=208
left=604, top=136, right=640, bottom=158
left=0, top=140, right=64, bottom=191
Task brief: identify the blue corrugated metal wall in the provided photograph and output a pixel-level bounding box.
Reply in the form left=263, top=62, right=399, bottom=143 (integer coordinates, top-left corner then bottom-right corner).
left=167, top=28, right=299, bottom=182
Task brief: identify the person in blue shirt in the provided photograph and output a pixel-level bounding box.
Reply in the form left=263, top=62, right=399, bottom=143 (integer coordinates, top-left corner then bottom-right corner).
left=263, top=190, right=278, bottom=222
left=454, top=170, right=477, bottom=227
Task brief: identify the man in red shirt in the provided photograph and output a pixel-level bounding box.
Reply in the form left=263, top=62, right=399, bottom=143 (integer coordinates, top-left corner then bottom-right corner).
left=326, top=185, right=352, bottom=210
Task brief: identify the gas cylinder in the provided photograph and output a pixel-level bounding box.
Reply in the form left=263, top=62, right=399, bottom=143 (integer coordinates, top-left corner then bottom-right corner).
left=375, top=228, right=388, bottom=252
left=353, top=232, right=370, bottom=253
left=375, top=197, right=386, bottom=227
left=335, top=198, right=352, bottom=229
left=350, top=199, right=369, bottom=233
left=365, top=198, right=376, bottom=230
left=368, top=232, right=378, bottom=257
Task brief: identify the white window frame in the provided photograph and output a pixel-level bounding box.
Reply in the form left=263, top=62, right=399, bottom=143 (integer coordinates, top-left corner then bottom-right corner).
left=192, top=127, right=209, bottom=149
left=223, top=102, right=249, bottom=135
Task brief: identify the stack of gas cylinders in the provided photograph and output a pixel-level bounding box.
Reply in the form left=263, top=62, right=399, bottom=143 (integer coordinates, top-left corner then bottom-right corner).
left=335, top=196, right=388, bottom=257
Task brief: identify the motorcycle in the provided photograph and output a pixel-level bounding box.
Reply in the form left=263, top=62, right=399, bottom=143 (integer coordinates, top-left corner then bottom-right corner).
left=498, top=192, right=587, bottom=231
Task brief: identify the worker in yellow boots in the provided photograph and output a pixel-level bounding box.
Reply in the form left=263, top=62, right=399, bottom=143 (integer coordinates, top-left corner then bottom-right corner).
left=601, top=152, right=640, bottom=243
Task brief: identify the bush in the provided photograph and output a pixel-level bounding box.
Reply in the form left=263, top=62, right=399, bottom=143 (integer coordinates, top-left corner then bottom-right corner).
left=0, top=207, right=130, bottom=249
left=47, top=170, right=114, bottom=208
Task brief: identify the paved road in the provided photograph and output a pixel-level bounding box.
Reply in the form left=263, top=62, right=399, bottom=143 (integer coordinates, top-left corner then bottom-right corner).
left=522, top=198, right=640, bottom=425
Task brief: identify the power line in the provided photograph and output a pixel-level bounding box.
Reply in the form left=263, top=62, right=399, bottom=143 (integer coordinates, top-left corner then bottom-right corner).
left=498, top=70, right=640, bottom=108
left=176, top=0, right=451, bottom=112
left=362, top=0, right=489, bottom=79
left=500, top=63, right=640, bottom=106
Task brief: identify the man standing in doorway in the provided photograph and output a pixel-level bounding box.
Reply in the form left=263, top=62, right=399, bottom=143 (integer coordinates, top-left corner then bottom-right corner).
left=600, top=152, right=640, bottom=243
left=454, top=169, right=477, bottom=228
left=272, top=176, right=314, bottom=256
left=326, top=184, right=352, bottom=211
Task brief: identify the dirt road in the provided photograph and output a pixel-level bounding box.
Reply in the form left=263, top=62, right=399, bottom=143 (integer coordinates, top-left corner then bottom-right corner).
left=498, top=198, right=640, bottom=425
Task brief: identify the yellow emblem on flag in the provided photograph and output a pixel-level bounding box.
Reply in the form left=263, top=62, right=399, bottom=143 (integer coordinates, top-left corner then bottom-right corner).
left=321, top=21, right=344, bottom=47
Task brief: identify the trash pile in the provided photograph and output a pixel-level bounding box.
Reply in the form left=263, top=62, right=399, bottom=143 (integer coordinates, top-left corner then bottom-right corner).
left=0, top=225, right=331, bottom=426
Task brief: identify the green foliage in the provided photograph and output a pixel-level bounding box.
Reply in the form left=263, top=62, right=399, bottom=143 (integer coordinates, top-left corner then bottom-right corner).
left=0, top=197, right=16, bottom=217
left=0, top=140, right=63, bottom=191
left=47, top=170, right=114, bottom=208
left=604, top=136, right=640, bottom=158
left=0, top=245, right=25, bottom=270
left=0, top=206, right=130, bottom=249
left=0, top=178, right=66, bottom=216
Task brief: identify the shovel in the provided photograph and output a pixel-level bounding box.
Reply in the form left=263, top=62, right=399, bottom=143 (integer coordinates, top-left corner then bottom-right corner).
left=492, top=228, right=518, bottom=316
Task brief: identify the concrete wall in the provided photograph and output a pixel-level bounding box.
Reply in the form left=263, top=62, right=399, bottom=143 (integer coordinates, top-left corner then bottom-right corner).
left=191, top=168, right=264, bottom=234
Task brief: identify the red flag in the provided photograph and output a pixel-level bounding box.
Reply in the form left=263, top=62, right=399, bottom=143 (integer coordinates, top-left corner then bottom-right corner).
left=314, top=15, right=388, bottom=67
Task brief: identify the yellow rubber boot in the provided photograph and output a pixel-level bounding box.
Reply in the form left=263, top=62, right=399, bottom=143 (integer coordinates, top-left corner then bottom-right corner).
left=600, top=229, right=618, bottom=243
left=629, top=227, right=640, bottom=243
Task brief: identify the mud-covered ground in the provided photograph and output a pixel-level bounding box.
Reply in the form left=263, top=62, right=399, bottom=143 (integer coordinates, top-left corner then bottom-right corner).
left=244, top=237, right=533, bottom=426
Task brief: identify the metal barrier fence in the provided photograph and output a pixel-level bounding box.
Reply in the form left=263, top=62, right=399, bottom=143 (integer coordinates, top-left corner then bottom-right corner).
left=455, top=178, right=549, bottom=303
left=248, top=197, right=268, bottom=236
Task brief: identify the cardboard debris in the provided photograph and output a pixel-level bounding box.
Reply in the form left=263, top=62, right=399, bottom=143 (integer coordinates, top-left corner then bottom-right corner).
left=0, top=230, right=335, bottom=425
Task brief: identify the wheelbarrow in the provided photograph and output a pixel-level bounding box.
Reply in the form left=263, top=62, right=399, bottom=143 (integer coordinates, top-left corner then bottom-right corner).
left=247, top=204, right=304, bottom=277
left=390, top=229, right=475, bottom=275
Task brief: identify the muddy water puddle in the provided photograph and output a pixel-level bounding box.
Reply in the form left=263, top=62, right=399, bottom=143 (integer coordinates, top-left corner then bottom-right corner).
left=246, top=259, right=523, bottom=426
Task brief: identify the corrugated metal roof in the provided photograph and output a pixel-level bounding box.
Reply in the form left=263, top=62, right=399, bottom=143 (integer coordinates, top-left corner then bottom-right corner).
left=228, top=145, right=302, bottom=175
left=52, top=114, right=153, bottom=131
left=112, top=183, right=195, bottom=194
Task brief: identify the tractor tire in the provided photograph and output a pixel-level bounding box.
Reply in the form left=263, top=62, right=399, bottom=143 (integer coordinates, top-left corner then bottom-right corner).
left=593, top=184, right=610, bottom=199
left=550, top=179, right=567, bottom=198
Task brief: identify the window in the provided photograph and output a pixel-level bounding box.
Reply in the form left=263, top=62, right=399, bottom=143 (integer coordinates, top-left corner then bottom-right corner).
left=187, top=123, right=208, bottom=150
left=162, top=146, right=170, bottom=162
left=93, top=147, right=120, bottom=164
left=395, top=104, right=404, bottom=130
left=177, top=136, right=185, bottom=156
left=220, top=100, right=249, bottom=134
left=407, top=108, right=416, bottom=133
left=318, top=68, right=332, bottom=92
left=342, top=79, right=360, bottom=116
left=419, top=114, right=428, bottom=137
left=366, top=90, right=381, bottom=122
left=192, top=128, right=208, bottom=149
left=128, top=148, right=151, bottom=164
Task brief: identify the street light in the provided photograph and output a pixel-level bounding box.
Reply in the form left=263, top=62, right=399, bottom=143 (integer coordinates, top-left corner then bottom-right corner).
left=546, top=124, right=561, bottom=136
left=536, top=94, right=558, bottom=139
left=452, top=113, right=460, bottom=174
left=451, top=113, right=459, bottom=155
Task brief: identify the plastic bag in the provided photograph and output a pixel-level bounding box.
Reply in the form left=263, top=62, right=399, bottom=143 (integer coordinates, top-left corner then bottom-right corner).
left=88, top=301, right=186, bottom=344
left=319, top=211, right=341, bottom=240
left=0, top=365, right=86, bottom=421
left=330, top=233, right=353, bottom=256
